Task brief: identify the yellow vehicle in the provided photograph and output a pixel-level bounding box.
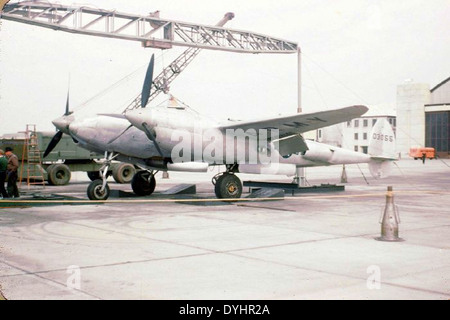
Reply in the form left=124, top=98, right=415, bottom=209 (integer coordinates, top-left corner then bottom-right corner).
left=409, top=147, right=436, bottom=160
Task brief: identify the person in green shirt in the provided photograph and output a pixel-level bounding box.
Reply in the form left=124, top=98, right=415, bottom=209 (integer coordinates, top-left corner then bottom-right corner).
left=0, top=149, right=9, bottom=198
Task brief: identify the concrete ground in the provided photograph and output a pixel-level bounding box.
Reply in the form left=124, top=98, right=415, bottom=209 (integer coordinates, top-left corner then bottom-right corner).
left=0, top=159, right=449, bottom=300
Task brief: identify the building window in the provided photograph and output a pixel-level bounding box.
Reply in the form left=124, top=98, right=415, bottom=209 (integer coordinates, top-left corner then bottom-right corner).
left=354, top=120, right=359, bottom=127
left=354, top=146, right=359, bottom=152
left=372, top=119, right=377, bottom=126
left=354, top=133, right=359, bottom=140
left=363, top=133, right=368, bottom=140
left=318, top=130, right=322, bottom=139
left=363, top=119, right=368, bottom=127
left=361, top=146, right=368, bottom=154
left=347, top=121, right=351, bottom=127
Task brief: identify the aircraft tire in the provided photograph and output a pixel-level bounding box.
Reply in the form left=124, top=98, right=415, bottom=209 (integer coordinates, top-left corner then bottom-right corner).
left=87, top=179, right=110, bottom=200
left=214, top=173, right=242, bottom=199
left=112, top=163, right=136, bottom=184
left=131, top=171, right=156, bottom=196
left=47, top=164, right=71, bottom=186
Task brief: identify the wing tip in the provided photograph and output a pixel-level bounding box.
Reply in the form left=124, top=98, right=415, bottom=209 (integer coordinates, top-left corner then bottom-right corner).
left=351, top=105, right=369, bottom=116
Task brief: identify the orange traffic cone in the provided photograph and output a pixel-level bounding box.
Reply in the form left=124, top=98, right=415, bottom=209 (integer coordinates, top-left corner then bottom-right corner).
left=375, top=186, right=404, bottom=242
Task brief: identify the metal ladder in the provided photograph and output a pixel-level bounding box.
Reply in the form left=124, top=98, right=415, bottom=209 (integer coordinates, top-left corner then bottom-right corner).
left=19, top=125, right=46, bottom=189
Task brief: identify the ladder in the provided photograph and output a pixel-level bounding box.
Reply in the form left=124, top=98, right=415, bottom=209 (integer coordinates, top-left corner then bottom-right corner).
left=19, top=125, right=46, bottom=188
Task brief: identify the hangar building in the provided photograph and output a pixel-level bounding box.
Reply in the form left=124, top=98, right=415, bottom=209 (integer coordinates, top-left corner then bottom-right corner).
left=397, top=77, right=450, bottom=159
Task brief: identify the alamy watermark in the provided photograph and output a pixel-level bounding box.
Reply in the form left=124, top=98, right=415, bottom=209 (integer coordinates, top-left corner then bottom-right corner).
left=366, top=265, right=381, bottom=290
left=170, top=128, right=280, bottom=165
left=66, top=265, right=81, bottom=290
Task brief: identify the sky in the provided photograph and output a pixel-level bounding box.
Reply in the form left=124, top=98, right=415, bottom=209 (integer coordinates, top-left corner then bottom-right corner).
left=0, top=0, right=449, bottom=134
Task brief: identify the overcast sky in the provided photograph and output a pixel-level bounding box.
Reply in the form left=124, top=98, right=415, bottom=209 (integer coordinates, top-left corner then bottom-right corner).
left=1, top=0, right=449, bottom=134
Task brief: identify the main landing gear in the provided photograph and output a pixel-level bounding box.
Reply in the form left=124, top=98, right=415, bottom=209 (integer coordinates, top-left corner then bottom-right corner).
left=87, top=152, right=157, bottom=200
left=212, top=165, right=242, bottom=199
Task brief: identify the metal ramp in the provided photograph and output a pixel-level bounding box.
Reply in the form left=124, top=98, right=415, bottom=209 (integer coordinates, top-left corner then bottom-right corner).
left=161, top=184, right=196, bottom=195
left=244, top=181, right=345, bottom=196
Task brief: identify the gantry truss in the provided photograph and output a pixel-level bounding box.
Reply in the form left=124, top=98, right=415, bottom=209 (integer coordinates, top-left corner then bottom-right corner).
left=1, top=1, right=298, bottom=54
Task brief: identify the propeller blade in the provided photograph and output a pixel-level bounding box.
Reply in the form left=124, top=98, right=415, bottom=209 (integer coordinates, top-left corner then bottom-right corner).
left=107, top=124, right=133, bottom=144
left=43, top=131, right=63, bottom=158
left=141, top=54, right=155, bottom=108
left=65, top=88, right=70, bottom=116
left=142, top=122, right=164, bottom=157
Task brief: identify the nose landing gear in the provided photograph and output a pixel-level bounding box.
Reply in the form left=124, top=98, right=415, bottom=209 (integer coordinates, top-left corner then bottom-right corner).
left=87, top=151, right=158, bottom=200
left=87, top=152, right=118, bottom=200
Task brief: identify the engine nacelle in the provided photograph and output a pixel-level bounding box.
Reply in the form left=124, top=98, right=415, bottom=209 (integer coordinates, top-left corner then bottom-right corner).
left=301, top=143, right=335, bottom=163
left=239, top=163, right=296, bottom=176
left=167, top=162, right=209, bottom=172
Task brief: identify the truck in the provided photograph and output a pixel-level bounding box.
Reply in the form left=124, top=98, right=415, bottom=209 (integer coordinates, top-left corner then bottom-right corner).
left=0, top=131, right=136, bottom=185
left=409, top=147, right=436, bottom=160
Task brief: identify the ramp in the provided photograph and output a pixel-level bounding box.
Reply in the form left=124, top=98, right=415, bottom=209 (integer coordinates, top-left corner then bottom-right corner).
left=244, top=181, right=344, bottom=195
left=160, top=184, right=196, bottom=195
left=246, top=188, right=285, bottom=199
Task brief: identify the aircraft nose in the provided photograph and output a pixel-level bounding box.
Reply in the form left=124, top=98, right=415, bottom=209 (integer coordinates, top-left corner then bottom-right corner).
left=125, top=109, right=145, bottom=130
left=52, top=115, right=73, bottom=134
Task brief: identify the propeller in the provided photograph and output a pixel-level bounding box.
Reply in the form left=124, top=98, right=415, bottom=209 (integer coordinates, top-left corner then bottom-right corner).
left=110, top=54, right=162, bottom=154
left=141, top=54, right=155, bottom=108
left=43, top=131, right=63, bottom=158
left=43, top=89, right=71, bottom=158
left=142, top=122, right=164, bottom=157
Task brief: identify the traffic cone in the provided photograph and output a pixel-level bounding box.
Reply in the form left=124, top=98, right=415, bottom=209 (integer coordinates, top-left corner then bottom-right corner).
left=375, top=186, right=404, bottom=242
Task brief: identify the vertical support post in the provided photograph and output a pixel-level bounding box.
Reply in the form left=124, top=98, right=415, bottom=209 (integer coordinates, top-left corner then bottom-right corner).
left=295, top=47, right=306, bottom=187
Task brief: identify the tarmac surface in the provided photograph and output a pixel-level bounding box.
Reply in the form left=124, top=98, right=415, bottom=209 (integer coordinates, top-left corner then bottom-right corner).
left=0, top=159, right=449, bottom=300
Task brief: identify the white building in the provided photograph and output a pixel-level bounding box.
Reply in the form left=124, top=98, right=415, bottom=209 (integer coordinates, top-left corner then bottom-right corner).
left=396, top=82, right=430, bottom=156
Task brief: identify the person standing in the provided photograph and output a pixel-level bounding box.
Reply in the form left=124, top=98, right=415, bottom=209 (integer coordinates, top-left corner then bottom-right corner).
left=5, top=147, right=20, bottom=198
left=0, top=149, right=8, bottom=198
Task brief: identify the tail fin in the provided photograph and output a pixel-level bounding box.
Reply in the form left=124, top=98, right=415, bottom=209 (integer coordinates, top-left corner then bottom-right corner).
left=368, top=119, right=397, bottom=179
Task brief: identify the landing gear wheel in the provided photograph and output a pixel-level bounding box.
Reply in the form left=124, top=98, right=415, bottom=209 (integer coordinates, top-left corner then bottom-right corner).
left=87, top=179, right=110, bottom=200
left=112, top=163, right=136, bottom=184
left=47, top=164, right=71, bottom=185
left=214, top=173, right=242, bottom=199
left=131, top=171, right=156, bottom=196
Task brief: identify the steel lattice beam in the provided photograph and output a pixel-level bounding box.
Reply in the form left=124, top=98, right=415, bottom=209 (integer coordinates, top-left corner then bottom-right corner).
left=1, top=1, right=298, bottom=54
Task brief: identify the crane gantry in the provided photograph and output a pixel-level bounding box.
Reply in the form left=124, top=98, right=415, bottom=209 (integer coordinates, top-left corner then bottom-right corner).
left=1, top=1, right=298, bottom=54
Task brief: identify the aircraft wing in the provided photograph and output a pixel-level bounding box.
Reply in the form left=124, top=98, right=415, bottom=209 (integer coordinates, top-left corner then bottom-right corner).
left=220, top=105, right=368, bottom=134
left=219, top=105, right=368, bottom=156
